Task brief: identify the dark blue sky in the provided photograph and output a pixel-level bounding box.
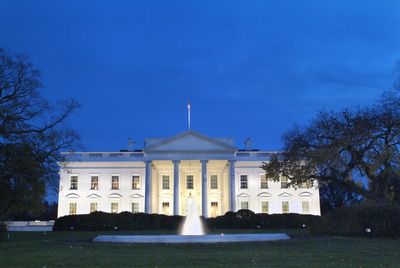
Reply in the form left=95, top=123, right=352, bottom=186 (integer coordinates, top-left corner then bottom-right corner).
left=2, top=0, right=400, bottom=152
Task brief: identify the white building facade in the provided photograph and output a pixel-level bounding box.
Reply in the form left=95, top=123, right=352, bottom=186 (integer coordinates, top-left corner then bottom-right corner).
left=58, top=130, right=320, bottom=218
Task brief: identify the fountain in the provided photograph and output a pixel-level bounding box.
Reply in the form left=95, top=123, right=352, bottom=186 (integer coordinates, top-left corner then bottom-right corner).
left=93, top=196, right=290, bottom=243
left=179, top=195, right=205, bottom=235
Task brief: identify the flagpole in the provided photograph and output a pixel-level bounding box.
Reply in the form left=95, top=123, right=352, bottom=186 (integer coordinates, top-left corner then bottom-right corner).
left=187, top=100, right=191, bottom=130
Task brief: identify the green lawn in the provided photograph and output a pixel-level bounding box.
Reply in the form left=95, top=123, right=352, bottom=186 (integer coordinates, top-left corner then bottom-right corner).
left=1, top=229, right=399, bottom=267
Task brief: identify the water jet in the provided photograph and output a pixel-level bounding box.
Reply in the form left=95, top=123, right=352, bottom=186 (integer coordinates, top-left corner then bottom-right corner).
left=179, top=194, right=205, bottom=235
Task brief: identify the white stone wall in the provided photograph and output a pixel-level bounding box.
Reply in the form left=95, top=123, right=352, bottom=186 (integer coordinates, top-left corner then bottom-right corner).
left=58, top=159, right=320, bottom=217
left=58, top=162, right=146, bottom=218
left=235, top=161, right=320, bottom=215
left=57, top=131, right=321, bottom=218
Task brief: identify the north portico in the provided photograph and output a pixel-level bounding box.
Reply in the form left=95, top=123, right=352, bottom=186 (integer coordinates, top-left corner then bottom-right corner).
left=57, top=130, right=321, bottom=218
left=143, top=130, right=237, bottom=217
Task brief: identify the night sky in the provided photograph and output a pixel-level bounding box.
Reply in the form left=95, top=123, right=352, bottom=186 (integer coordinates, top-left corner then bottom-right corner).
left=2, top=0, right=400, bottom=152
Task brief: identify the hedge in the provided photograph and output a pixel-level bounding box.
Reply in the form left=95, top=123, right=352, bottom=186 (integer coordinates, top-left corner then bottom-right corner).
left=310, top=204, right=400, bottom=237
left=53, top=210, right=320, bottom=231
left=206, top=209, right=319, bottom=229
left=53, top=211, right=183, bottom=231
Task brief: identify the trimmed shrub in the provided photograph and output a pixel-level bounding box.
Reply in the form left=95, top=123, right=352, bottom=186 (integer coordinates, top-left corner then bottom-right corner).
left=53, top=212, right=184, bottom=231
left=116, top=212, right=138, bottom=231
left=310, top=204, right=400, bottom=237
left=53, top=215, right=81, bottom=231
left=206, top=210, right=319, bottom=229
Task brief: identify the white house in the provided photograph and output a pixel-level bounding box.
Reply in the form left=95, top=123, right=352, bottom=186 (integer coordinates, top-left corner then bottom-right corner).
left=57, top=130, right=320, bottom=218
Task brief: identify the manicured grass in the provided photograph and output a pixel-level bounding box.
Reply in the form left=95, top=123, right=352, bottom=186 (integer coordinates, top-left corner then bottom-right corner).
left=1, top=229, right=399, bottom=267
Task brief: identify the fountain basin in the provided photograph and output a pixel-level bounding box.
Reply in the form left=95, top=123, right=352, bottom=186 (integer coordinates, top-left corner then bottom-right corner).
left=93, top=233, right=290, bottom=243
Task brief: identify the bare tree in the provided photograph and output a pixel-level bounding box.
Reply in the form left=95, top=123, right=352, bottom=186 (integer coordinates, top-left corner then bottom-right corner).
left=262, top=86, right=400, bottom=204
left=0, top=48, right=81, bottom=218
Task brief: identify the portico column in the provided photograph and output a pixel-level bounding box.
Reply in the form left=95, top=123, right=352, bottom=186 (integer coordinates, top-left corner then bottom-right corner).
left=201, top=160, right=208, bottom=217
left=229, top=160, right=236, bottom=212
left=145, top=161, right=152, bottom=213
left=173, top=160, right=180, bottom=215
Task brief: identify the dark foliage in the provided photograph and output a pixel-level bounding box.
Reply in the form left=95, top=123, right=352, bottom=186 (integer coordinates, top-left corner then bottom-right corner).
left=6, top=201, right=58, bottom=221
left=319, top=180, right=362, bottom=215
left=206, top=210, right=319, bottom=229
left=0, top=223, right=6, bottom=240
left=0, top=48, right=80, bottom=219
left=262, top=87, right=400, bottom=205
left=310, top=204, right=400, bottom=237
left=53, top=211, right=184, bottom=231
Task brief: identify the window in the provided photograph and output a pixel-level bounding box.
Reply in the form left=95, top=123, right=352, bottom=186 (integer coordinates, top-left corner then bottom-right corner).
left=162, top=175, right=170, bottom=190
left=260, top=175, right=268, bottom=189
left=240, top=201, right=249, bottom=210
left=132, top=175, right=140, bottom=190
left=162, top=202, right=170, bottom=215
left=111, top=202, right=118, bottom=213
left=211, top=202, right=218, bottom=217
left=282, top=201, right=289, bottom=213
left=90, top=203, right=98, bottom=213
left=187, top=175, right=194, bottom=190
left=69, top=203, right=77, bottom=215
left=302, top=201, right=310, bottom=214
left=210, top=175, right=218, bottom=189
left=132, top=202, right=139, bottom=213
left=240, top=175, right=248, bottom=189
left=91, top=176, right=99, bottom=190
left=261, top=201, right=269, bottom=213
left=111, top=176, right=119, bottom=189
left=70, top=176, right=78, bottom=190
left=281, top=177, right=288, bottom=188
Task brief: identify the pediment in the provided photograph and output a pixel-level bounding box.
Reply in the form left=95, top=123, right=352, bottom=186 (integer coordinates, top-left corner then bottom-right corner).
left=108, top=193, right=122, bottom=199
left=278, top=192, right=293, bottom=198
left=65, top=193, right=80, bottom=199
left=257, top=192, right=272, bottom=198
left=299, top=192, right=313, bottom=198
left=144, top=130, right=237, bottom=152
left=237, top=193, right=251, bottom=198
left=129, top=193, right=144, bottom=199
left=87, top=193, right=101, bottom=199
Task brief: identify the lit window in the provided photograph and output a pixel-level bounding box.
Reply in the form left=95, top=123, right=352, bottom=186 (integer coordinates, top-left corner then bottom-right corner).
left=240, top=201, right=249, bottom=210
left=132, top=175, right=140, bottom=189
left=111, top=202, right=118, bottom=213
left=91, top=176, right=99, bottom=190
left=90, top=203, right=98, bottom=213
left=187, top=175, right=194, bottom=190
left=210, top=175, right=218, bottom=189
left=211, top=202, right=218, bottom=217
left=261, top=201, right=269, bottom=213
left=240, top=175, right=248, bottom=189
left=70, top=176, right=78, bottom=190
left=162, top=175, right=170, bottom=190
left=162, top=202, right=170, bottom=215
left=302, top=201, right=310, bottom=214
left=112, top=176, right=119, bottom=190
left=260, top=175, right=268, bottom=189
left=132, top=202, right=139, bottom=213
left=282, top=201, right=289, bottom=213
left=281, top=177, right=288, bottom=188
left=69, top=203, right=77, bottom=215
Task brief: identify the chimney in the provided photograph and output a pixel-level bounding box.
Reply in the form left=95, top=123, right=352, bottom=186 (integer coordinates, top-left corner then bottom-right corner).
left=245, top=138, right=253, bottom=151
left=127, top=138, right=135, bottom=152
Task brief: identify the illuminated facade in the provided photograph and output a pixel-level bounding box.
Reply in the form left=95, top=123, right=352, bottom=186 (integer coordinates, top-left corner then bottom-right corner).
left=57, top=130, right=320, bottom=218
